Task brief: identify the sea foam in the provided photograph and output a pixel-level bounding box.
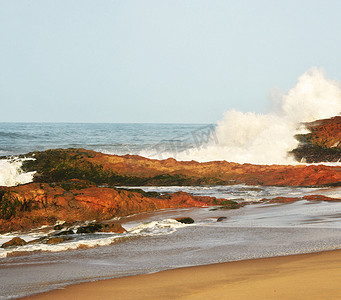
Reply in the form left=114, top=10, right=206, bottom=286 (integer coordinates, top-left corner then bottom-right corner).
left=0, top=158, right=35, bottom=187
left=148, top=68, right=341, bottom=165
left=0, top=219, right=188, bottom=258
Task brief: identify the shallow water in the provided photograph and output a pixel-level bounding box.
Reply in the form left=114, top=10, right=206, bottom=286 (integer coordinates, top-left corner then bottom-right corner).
left=122, top=184, right=334, bottom=202
left=1, top=185, right=339, bottom=258
left=1, top=201, right=341, bottom=299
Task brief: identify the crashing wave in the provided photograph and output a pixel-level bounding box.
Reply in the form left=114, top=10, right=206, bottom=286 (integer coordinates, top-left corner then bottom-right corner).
left=0, top=157, right=35, bottom=187
left=143, top=68, right=341, bottom=165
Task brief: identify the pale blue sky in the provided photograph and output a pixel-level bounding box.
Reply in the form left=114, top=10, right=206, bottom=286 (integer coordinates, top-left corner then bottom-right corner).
left=1, top=0, right=341, bottom=123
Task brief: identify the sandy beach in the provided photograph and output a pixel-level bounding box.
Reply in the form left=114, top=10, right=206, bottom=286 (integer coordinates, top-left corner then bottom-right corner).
left=24, top=249, right=341, bottom=300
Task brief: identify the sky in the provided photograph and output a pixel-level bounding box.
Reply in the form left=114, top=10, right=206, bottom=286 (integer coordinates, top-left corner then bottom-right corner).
left=1, top=0, right=341, bottom=123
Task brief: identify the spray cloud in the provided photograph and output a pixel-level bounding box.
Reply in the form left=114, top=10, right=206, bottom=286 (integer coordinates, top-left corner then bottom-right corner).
left=175, top=68, right=341, bottom=164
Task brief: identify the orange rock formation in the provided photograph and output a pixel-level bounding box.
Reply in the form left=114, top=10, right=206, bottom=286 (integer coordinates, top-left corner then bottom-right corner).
left=22, top=148, right=341, bottom=187
left=291, top=116, right=341, bottom=162
left=0, top=180, right=220, bottom=233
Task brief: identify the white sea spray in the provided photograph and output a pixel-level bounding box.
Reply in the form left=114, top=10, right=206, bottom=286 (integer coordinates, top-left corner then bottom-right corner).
left=0, top=157, right=35, bottom=187
left=149, top=68, right=341, bottom=165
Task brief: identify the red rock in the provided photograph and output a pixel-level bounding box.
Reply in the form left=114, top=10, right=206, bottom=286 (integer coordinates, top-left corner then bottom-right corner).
left=291, top=116, right=341, bottom=162
left=101, top=223, right=126, bottom=233
left=266, top=195, right=341, bottom=203
left=0, top=181, right=221, bottom=233
left=23, top=148, right=341, bottom=187
left=46, top=236, right=72, bottom=244
left=1, top=237, right=27, bottom=248
left=305, top=116, right=341, bottom=148
left=303, top=195, right=341, bottom=201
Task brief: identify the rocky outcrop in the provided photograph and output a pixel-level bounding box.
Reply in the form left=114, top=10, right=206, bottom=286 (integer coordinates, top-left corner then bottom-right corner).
left=0, top=180, right=221, bottom=233
left=265, top=194, right=341, bottom=203
left=291, top=116, right=341, bottom=163
left=20, top=148, right=341, bottom=187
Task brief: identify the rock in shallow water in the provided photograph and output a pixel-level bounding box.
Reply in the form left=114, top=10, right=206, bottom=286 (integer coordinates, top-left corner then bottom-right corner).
left=176, top=217, right=195, bottom=224
left=101, top=223, right=126, bottom=233
left=26, top=237, right=45, bottom=244
left=1, top=237, right=27, bottom=248
left=76, top=222, right=126, bottom=234
left=54, top=229, right=74, bottom=236
left=45, top=236, right=73, bottom=244
left=76, top=223, right=103, bottom=234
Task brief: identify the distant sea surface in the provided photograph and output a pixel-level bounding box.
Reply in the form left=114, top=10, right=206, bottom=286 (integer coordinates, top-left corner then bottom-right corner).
left=0, top=122, right=212, bottom=157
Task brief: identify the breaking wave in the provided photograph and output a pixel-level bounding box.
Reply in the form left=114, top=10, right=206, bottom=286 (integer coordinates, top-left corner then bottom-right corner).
left=161, top=68, right=341, bottom=164
left=0, top=158, right=35, bottom=187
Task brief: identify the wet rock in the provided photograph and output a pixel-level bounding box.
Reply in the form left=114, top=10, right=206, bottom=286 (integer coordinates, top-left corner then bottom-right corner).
left=76, top=223, right=103, bottom=234
left=217, top=217, right=227, bottom=222
left=210, top=200, right=243, bottom=211
left=53, top=224, right=64, bottom=230
left=45, top=236, right=72, bottom=244
left=100, top=223, right=126, bottom=233
left=175, top=217, right=194, bottom=224
left=303, top=195, right=341, bottom=201
left=26, top=237, right=45, bottom=244
left=1, top=237, right=27, bottom=248
left=267, top=195, right=341, bottom=204
left=53, top=221, right=73, bottom=231
left=291, top=116, right=341, bottom=163
left=218, top=200, right=241, bottom=209
left=54, top=229, right=74, bottom=236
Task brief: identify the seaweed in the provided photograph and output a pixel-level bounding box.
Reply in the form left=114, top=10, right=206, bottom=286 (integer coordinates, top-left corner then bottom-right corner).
left=20, top=149, right=230, bottom=186
left=0, top=192, right=21, bottom=220
left=116, top=188, right=161, bottom=198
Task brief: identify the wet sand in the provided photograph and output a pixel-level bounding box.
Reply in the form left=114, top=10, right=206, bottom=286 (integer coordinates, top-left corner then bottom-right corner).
left=25, top=249, right=341, bottom=300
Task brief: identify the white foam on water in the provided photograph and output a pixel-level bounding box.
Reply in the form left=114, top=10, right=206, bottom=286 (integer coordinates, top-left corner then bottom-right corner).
left=125, top=218, right=188, bottom=235
left=122, top=185, right=332, bottom=203
left=0, top=236, right=122, bottom=259
left=0, top=158, right=35, bottom=187
left=143, top=68, right=341, bottom=165
left=0, top=219, right=189, bottom=258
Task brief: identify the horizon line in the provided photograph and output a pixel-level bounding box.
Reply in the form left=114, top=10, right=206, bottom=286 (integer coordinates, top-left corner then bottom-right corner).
left=0, top=121, right=214, bottom=125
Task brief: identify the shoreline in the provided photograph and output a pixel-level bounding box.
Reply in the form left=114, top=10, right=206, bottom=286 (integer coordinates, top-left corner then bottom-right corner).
left=23, top=249, right=341, bottom=300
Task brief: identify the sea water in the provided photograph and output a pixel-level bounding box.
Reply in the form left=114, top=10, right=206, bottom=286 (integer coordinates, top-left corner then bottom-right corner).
left=0, top=122, right=209, bottom=157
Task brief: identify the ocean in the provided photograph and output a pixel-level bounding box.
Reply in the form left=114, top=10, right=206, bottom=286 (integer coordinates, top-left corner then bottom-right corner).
left=0, top=122, right=211, bottom=158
